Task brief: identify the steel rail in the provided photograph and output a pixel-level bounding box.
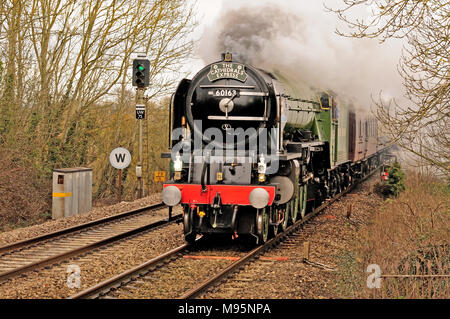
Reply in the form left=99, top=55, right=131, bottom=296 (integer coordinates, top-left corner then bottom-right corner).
left=70, top=167, right=379, bottom=299
left=68, top=243, right=192, bottom=299
left=0, top=212, right=181, bottom=282
left=179, top=167, right=379, bottom=299
left=0, top=203, right=166, bottom=255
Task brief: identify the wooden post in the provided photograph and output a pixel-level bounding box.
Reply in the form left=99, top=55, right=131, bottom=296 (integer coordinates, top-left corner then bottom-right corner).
left=346, top=203, right=352, bottom=219
left=302, top=241, right=310, bottom=262
left=118, top=169, right=122, bottom=203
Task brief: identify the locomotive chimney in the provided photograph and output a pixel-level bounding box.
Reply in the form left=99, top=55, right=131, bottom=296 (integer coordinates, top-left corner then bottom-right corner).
left=221, top=52, right=232, bottom=62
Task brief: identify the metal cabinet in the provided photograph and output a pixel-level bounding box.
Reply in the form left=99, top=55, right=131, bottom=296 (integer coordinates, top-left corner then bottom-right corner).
left=52, top=168, right=92, bottom=219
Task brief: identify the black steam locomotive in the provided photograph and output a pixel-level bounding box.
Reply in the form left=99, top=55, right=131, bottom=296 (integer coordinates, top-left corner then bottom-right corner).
left=162, top=53, right=390, bottom=244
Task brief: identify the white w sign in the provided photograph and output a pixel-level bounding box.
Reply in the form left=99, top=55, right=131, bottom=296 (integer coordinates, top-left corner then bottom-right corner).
left=109, top=147, right=131, bottom=169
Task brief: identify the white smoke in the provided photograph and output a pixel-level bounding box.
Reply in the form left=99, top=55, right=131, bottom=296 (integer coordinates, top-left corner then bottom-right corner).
left=196, top=0, right=406, bottom=109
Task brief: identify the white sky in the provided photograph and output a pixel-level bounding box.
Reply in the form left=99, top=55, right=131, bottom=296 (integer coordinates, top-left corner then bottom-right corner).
left=182, top=0, right=225, bottom=75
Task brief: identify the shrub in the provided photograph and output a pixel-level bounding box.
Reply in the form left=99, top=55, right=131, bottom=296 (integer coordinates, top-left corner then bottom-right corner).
left=376, top=162, right=406, bottom=198
left=386, top=162, right=406, bottom=197
left=0, top=150, right=50, bottom=230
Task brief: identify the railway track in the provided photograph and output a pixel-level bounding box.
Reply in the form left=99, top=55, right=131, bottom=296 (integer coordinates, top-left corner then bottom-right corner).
left=70, top=167, right=380, bottom=299
left=0, top=202, right=181, bottom=283
left=69, top=238, right=244, bottom=299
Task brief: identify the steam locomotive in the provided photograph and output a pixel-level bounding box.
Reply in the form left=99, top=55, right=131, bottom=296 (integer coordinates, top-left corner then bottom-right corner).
left=161, top=53, right=390, bottom=244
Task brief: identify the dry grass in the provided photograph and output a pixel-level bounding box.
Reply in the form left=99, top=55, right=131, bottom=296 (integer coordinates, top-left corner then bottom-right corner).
left=0, top=150, right=51, bottom=230
left=337, top=172, right=449, bottom=298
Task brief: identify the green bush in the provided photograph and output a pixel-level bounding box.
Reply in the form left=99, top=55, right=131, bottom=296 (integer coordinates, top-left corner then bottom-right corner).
left=385, top=162, right=406, bottom=197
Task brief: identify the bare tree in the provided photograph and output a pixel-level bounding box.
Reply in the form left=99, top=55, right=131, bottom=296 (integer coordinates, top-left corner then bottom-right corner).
left=0, top=0, right=196, bottom=198
left=327, top=0, right=449, bottom=176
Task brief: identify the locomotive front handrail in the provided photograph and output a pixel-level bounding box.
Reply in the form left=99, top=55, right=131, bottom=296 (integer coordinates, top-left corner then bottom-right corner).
left=207, top=116, right=267, bottom=121
left=200, top=84, right=256, bottom=89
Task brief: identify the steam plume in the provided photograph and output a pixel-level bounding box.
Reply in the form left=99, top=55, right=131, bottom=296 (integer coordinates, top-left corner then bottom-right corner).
left=197, top=1, right=405, bottom=108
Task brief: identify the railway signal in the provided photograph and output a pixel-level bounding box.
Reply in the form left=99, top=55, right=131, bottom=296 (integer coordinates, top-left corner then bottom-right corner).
left=132, top=56, right=149, bottom=198
left=132, top=59, right=150, bottom=87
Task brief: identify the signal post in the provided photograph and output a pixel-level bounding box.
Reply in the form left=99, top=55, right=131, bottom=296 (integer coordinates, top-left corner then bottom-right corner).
left=132, top=57, right=150, bottom=199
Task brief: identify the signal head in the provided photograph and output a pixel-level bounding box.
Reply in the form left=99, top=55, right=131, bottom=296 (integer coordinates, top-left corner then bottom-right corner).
left=132, top=59, right=150, bottom=87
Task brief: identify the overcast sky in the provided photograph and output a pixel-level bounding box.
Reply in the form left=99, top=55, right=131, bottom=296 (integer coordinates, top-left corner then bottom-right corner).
left=183, top=0, right=224, bottom=74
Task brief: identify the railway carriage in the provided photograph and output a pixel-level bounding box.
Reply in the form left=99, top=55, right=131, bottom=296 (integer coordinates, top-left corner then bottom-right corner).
left=161, top=53, right=389, bottom=244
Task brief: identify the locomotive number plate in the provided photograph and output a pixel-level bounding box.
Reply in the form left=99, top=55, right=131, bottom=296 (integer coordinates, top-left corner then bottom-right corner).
left=210, top=89, right=240, bottom=98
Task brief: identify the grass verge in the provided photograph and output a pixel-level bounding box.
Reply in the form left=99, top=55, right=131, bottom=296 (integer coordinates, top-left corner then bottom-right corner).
left=336, top=172, right=449, bottom=298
